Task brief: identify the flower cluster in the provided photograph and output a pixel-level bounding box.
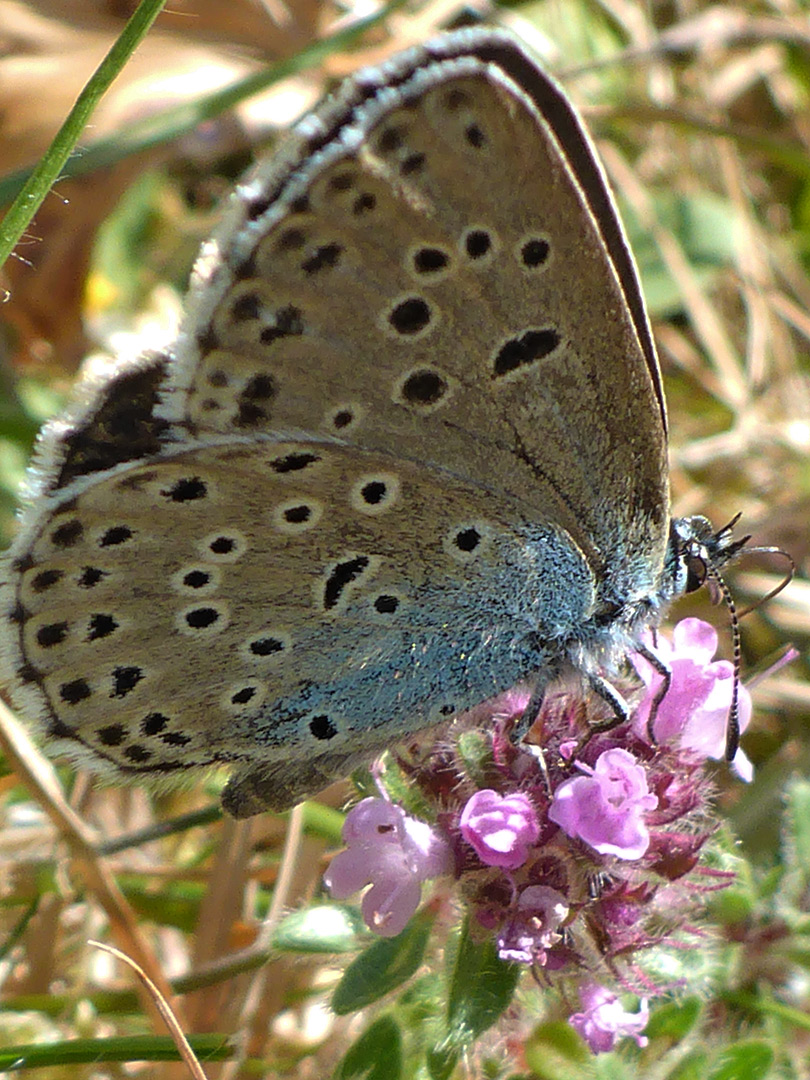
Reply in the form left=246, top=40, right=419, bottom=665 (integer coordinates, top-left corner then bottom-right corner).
left=324, top=619, right=757, bottom=1053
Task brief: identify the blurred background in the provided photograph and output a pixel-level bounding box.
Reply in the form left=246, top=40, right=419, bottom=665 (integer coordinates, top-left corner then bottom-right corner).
left=0, top=0, right=808, bottom=1076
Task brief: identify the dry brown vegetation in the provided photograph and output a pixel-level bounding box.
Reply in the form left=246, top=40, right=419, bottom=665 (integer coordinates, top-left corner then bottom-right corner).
left=0, top=1, right=808, bottom=1076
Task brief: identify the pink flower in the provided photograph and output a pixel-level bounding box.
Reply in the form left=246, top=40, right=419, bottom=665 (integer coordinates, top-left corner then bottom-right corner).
left=459, top=789, right=540, bottom=870
left=324, top=798, right=452, bottom=937
left=548, top=749, right=658, bottom=860
left=569, top=982, right=649, bottom=1053
left=631, top=618, right=753, bottom=781
left=497, top=885, right=569, bottom=965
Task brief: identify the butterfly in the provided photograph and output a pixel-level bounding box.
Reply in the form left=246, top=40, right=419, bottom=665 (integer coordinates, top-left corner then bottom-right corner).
left=0, top=28, right=745, bottom=817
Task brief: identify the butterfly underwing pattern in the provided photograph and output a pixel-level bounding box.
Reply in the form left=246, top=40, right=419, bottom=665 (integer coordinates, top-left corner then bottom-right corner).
left=0, top=28, right=744, bottom=817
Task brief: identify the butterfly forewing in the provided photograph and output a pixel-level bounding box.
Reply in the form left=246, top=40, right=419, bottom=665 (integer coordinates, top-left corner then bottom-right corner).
left=166, top=34, right=669, bottom=604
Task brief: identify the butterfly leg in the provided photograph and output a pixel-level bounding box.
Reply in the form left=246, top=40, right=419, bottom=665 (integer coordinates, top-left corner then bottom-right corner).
left=566, top=673, right=633, bottom=758
left=631, top=639, right=671, bottom=744
left=513, top=675, right=554, bottom=741
left=514, top=668, right=632, bottom=746
left=586, top=673, right=633, bottom=732
left=577, top=652, right=670, bottom=754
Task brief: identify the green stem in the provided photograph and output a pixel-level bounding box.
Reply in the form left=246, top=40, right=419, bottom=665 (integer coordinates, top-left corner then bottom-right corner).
left=0, top=0, right=168, bottom=270
left=0, top=0, right=409, bottom=234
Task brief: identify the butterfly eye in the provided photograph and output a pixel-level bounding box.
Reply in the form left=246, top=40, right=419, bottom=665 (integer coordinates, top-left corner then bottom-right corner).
left=684, top=553, right=708, bottom=593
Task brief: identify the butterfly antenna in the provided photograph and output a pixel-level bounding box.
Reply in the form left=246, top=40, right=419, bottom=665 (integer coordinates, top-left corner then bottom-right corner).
left=704, top=561, right=742, bottom=761
left=706, top=521, right=794, bottom=759
left=736, top=546, right=795, bottom=618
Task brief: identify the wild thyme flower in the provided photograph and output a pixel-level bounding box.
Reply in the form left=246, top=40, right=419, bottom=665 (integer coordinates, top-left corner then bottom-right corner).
left=325, top=618, right=765, bottom=1050
left=324, top=797, right=452, bottom=937
left=631, top=617, right=753, bottom=780
left=569, top=982, right=650, bottom=1053
left=548, top=748, right=658, bottom=859
left=496, top=884, right=569, bottom=964
left=460, top=789, right=540, bottom=869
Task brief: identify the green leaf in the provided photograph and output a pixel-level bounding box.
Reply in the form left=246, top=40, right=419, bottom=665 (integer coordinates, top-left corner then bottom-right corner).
left=397, top=971, right=443, bottom=1035
left=706, top=887, right=755, bottom=925
left=785, top=779, right=810, bottom=881
left=663, top=1050, right=710, bottom=1080
left=594, top=1055, right=636, bottom=1080
left=119, top=876, right=204, bottom=933
left=366, top=754, right=434, bottom=820
left=456, top=730, right=501, bottom=789
left=444, top=916, right=522, bottom=1046
left=426, top=920, right=521, bottom=1079
left=0, top=1034, right=232, bottom=1070
left=331, top=908, right=434, bottom=1015
left=273, top=904, right=365, bottom=954
left=426, top=1044, right=457, bottom=1080
left=706, top=1041, right=774, bottom=1080
left=751, top=992, right=810, bottom=1031
left=523, top=1021, right=592, bottom=1080
left=644, top=997, right=702, bottom=1041
left=336, top=1015, right=403, bottom=1080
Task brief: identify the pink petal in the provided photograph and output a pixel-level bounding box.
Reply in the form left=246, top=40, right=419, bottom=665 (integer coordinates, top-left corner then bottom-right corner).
left=672, top=617, right=718, bottom=663
left=362, top=876, right=422, bottom=938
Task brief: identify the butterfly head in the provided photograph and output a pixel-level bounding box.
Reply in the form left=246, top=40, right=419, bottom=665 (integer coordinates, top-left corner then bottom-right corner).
left=669, top=513, right=751, bottom=600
